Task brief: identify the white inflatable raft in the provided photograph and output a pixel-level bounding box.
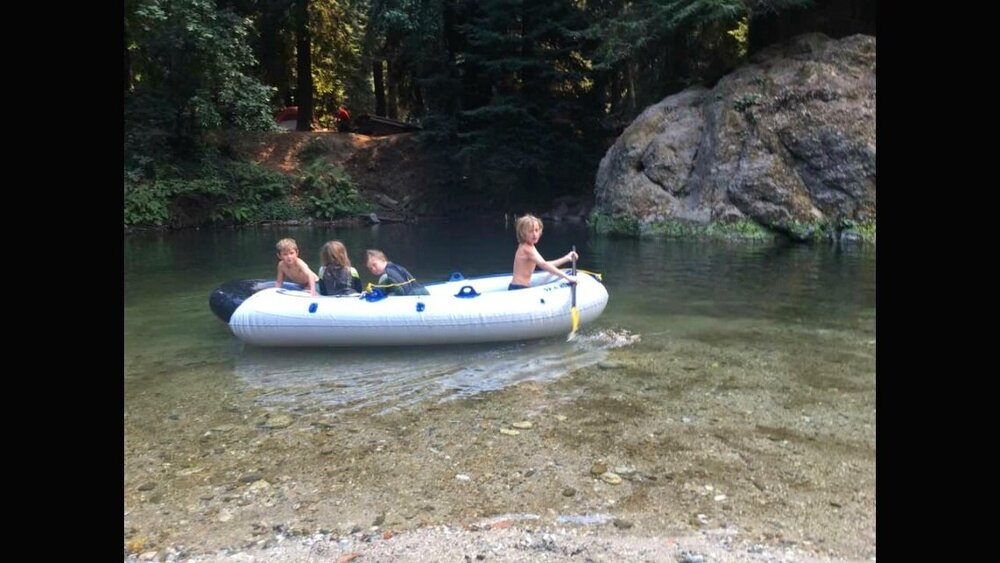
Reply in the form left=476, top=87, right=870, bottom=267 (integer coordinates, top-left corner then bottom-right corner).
left=221, top=270, right=608, bottom=347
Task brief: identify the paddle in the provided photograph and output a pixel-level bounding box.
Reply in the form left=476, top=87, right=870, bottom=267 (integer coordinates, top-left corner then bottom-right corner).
left=568, top=245, right=579, bottom=341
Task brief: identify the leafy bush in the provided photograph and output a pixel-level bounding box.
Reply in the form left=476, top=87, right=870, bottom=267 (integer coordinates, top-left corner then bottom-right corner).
left=124, top=177, right=172, bottom=226
left=248, top=199, right=309, bottom=222
left=298, top=160, right=372, bottom=220
left=297, top=137, right=333, bottom=163
left=127, top=0, right=275, bottom=159
left=124, top=160, right=297, bottom=228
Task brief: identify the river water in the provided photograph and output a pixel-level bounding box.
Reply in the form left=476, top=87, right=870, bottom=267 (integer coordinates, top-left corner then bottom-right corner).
left=124, top=219, right=876, bottom=559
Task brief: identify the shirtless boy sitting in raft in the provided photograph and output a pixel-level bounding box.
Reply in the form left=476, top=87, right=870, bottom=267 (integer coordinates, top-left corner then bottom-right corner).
left=510, top=214, right=577, bottom=290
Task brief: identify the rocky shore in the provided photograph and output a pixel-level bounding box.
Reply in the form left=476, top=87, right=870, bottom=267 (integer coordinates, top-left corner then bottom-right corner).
left=128, top=521, right=852, bottom=562
left=125, top=326, right=875, bottom=562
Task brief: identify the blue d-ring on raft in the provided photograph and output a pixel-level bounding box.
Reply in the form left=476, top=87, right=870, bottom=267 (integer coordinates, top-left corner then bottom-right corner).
left=416, top=302, right=426, bottom=312
left=363, top=288, right=387, bottom=302
left=455, top=285, right=479, bottom=298
left=449, top=272, right=465, bottom=281
left=308, top=303, right=318, bottom=313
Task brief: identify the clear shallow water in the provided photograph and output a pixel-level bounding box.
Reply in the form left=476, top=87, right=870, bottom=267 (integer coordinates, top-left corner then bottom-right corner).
left=125, top=219, right=874, bottom=410
left=234, top=338, right=611, bottom=414
left=125, top=220, right=876, bottom=558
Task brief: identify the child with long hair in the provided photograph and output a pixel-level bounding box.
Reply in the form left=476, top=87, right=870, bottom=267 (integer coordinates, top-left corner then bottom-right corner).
left=319, top=240, right=361, bottom=295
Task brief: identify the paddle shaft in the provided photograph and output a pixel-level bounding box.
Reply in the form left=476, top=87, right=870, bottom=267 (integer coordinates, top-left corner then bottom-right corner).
left=571, top=245, right=577, bottom=303
left=568, top=245, right=579, bottom=339
left=570, top=244, right=576, bottom=310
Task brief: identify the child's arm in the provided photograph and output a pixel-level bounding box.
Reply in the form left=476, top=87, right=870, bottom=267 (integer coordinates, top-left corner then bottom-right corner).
left=548, top=250, right=579, bottom=268
left=299, top=259, right=319, bottom=296
left=530, top=247, right=577, bottom=284
left=275, top=264, right=285, bottom=288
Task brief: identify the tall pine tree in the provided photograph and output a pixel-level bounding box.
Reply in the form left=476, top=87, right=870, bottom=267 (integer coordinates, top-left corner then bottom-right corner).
left=457, top=0, right=592, bottom=206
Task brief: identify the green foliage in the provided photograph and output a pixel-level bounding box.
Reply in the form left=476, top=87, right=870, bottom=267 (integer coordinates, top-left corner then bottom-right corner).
left=213, top=161, right=295, bottom=222
left=587, top=1, right=812, bottom=115
left=834, top=218, right=875, bottom=243
left=711, top=219, right=768, bottom=239
left=454, top=0, right=595, bottom=203
left=310, top=0, right=372, bottom=124
left=647, top=218, right=774, bottom=240
left=733, top=92, right=761, bottom=125
left=589, top=0, right=747, bottom=103
left=855, top=220, right=876, bottom=242
left=782, top=219, right=876, bottom=244
left=727, top=17, right=749, bottom=58
left=124, top=174, right=172, bottom=226
left=247, top=198, right=309, bottom=223
left=785, top=220, right=826, bottom=241
left=589, top=212, right=776, bottom=240
left=589, top=212, right=640, bottom=236
left=122, top=0, right=828, bottom=227
left=733, top=92, right=761, bottom=111
left=297, top=137, right=333, bottom=163
left=364, top=0, right=458, bottom=121
left=123, top=159, right=296, bottom=228
left=298, top=160, right=372, bottom=220
left=125, top=0, right=276, bottom=160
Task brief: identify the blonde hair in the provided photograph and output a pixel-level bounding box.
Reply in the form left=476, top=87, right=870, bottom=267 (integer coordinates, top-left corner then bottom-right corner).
left=515, top=214, right=543, bottom=243
left=365, top=249, right=387, bottom=263
left=321, top=240, right=352, bottom=269
left=276, top=238, right=298, bottom=253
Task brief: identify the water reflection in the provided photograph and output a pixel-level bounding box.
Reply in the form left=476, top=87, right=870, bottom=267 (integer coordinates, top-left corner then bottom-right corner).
left=125, top=224, right=876, bottom=558
left=234, top=335, right=611, bottom=413
left=126, top=222, right=874, bottom=410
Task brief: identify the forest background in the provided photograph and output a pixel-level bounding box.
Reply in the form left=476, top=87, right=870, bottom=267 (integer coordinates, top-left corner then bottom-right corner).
left=123, top=0, right=875, bottom=229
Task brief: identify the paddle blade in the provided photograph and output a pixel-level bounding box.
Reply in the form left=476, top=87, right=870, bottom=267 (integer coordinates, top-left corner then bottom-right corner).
left=568, top=306, right=580, bottom=341
left=568, top=244, right=579, bottom=341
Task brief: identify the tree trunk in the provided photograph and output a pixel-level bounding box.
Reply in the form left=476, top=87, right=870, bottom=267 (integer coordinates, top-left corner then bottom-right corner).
left=625, top=62, right=636, bottom=115
left=386, top=58, right=398, bottom=119
left=124, top=20, right=131, bottom=94
left=411, top=72, right=425, bottom=117
left=608, top=70, right=621, bottom=115
left=259, top=9, right=292, bottom=106
left=373, top=59, right=386, bottom=117
left=295, top=0, right=313, bottom=131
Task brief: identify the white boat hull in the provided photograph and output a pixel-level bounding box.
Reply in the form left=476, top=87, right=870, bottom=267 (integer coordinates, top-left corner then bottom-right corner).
left=228, top=271, right=609, bottom=347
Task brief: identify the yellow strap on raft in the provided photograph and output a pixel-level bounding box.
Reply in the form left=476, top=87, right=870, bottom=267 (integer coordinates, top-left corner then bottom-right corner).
left=575, top=268, right=603, bottom=281
left=365, top=278, right=417, bottom=292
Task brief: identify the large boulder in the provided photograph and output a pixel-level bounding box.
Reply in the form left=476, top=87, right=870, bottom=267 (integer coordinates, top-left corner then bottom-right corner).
left=594, top=34, right=875, bottom=240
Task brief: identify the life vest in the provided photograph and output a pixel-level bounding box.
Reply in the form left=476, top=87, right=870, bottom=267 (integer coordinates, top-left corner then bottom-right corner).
left=320, top=265, right=361, bottom=295
left=380, top=262, right=428, bottom=295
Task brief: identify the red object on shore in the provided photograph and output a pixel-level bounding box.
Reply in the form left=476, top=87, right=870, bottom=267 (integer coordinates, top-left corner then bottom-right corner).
left=275, top=106, right=299, bottom=122
left=335, top=106, right=350, bottom=121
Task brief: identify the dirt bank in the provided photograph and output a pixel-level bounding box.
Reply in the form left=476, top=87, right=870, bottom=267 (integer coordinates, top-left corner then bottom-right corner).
left=222, top=130, right=474, bottom=217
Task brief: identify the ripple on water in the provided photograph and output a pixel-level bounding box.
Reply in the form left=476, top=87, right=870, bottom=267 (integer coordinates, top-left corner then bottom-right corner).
left=233, top=331, right=640, bottom=414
